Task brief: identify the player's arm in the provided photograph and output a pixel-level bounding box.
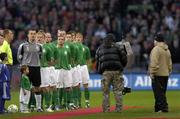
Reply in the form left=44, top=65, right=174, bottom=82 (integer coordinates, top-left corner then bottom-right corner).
left=39, top=44, right=43, bottom=59
left=17, top=43, right=24, bottom=63
left=149, top=48, right=160, bottom=78
left=21, top=76, right=27, bottom=95
left=6, top=44, right=13, bottom=65
left=53, top=47, right=58, bottom=65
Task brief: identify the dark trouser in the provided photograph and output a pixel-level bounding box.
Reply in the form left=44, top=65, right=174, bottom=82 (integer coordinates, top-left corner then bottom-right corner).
left=152, top=76, right=168, bottom=112
left=0, top=83, right=5, bottom=114
left=0, top=99, right=5, bottom=114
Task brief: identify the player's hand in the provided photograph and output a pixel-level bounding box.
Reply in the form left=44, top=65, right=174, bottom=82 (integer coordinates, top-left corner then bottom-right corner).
left=24, top=92, right=26, bottom=95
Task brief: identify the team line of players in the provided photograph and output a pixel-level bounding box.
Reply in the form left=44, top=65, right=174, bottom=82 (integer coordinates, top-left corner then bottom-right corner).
left=17, top=30, right=91, bottom=113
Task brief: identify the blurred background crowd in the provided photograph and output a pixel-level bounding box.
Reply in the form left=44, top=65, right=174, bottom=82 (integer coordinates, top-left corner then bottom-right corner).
left=0, top=0, right=179, bottom=73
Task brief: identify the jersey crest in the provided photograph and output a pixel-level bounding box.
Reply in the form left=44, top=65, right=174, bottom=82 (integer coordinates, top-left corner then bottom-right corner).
left=64, top=51, right=67, bottom=55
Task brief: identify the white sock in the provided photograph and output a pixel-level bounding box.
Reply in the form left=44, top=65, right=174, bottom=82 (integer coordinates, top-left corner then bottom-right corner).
left=35, top=94, right=42, bottom=109
left=20, top=102, right=24, bottom=112
left=24, top=104, right=28, bottom=111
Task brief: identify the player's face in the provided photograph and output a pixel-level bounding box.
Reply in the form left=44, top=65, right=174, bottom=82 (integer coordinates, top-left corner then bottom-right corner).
left=57, top=31, right=66, bottom=45
left=8, top=31, right=14, bottom=42
left=58, top=38, right=64, bottom=46
left=75, top=34, right=83, bottom=42
left=57, top=31, right=66, bottom=40
left=66, top=34, right=72, bottom=41
left=36, top=33, right=45, bottom=44
left=28, top=31, right=36, bottom=42
left=71, top=33, right=76, bottom=39
left=26, top=67, right=29, bottom=74
left=45, top=33, right=52, bottom=43
left=0, top=35, right=4, bottom=45
left=154, top=40, right=157, bottom=46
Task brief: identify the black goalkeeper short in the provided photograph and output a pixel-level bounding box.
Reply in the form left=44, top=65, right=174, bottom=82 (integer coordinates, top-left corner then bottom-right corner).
left=28, top=66, right=41, bottom=87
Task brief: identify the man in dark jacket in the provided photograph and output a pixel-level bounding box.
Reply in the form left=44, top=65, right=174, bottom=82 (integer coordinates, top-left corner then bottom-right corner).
left=95, top=34, right=127, bottom=112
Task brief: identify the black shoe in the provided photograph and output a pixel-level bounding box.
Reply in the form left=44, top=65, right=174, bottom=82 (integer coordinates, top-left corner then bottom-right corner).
left=162, top=110, right=168, bottom=113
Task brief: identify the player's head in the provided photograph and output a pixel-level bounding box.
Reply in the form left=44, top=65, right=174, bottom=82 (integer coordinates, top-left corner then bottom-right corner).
left=28, top=30, right=36, bottom=43
left=103, top=33, right=116, bottom=46
left=75, top=32, right=83, bottom=42
left=3, top=29, right=14, bottom=43
left=57, top=30, right=66, bottom=46
left=20, top=65, right=29, bottom=74
left=0, top=32, right=4, bottom=46
left=65, top=32, right=72, bottom=42
left=68, top=31, right=76, bottom=42
left=154, top=32, right=164, bottom=46
left=36, top=30, right=46, bottom=44
left=45, top=32, right=52, bottom=43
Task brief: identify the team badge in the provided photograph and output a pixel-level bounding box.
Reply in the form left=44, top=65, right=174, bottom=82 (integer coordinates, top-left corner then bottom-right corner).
left=43, top=49, right=46, bottom=53
left=66, top=46, right=69, bottom=49
left=36, top=46, right=40, bottom=51
left=64, top=51, right=67, bottom=55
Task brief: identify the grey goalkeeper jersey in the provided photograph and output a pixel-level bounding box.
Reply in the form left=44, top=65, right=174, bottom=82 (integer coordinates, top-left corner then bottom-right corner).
left=17, top=42, right=42, bottom=66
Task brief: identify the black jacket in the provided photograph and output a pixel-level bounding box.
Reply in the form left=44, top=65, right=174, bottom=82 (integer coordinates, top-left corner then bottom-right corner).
left=95, top=43, right=127, bottom=74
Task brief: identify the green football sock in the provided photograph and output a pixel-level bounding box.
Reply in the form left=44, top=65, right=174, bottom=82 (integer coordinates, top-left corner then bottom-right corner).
left=59, top=88, right=64, bottom=106
left=63, top=90, right=67, bottom=107
left=52, top=89, right=59, bottom=106
left=67, top=90, right=71, bottom=104
left=44, top=92, right=50, bottom=108
left=73, top=87, right=78, bottom=106
left=84, top=88, right=90, bottom=100
left=72, top=87, right=76, bottom=104
left=78, top=87, right=82, bottom=107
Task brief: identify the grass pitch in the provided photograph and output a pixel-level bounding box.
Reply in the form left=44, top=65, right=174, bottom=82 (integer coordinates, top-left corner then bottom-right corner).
left=0, top=90, right=180, bottom=119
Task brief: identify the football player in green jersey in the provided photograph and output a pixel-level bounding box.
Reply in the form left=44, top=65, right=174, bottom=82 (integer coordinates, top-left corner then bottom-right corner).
left=54, top=30, right=74, bottom=110
left=38, top=31, right=54, bottom=112
left=75, top=32, right=91, bottom=108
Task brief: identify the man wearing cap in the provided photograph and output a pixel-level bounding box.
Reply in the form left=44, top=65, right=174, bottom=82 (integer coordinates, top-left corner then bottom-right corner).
left=95, top=33, right=127, bottom=112
left=149, top=33, right=172, bottom=113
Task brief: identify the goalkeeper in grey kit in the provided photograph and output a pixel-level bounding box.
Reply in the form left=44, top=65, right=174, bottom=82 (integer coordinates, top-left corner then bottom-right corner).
left=17, top=30, right=43, bottom=112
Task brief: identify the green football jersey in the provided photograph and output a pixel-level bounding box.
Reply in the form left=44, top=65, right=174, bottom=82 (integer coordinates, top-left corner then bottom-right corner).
left=64, top=41, right=79, bottom=67
left=48, top=42, right=57, bottom=62
left=76, top=42, right=91, bottom=65
left=40, top=43, right=53, bottom=67
left=54, top=46, right=71, bottom=70
left=21, top=74, right=31, bottom=90
left=72, top=42, right=80, bottom=66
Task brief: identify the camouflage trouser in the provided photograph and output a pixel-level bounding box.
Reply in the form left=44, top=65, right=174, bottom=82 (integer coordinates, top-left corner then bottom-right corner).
left=101, top=71, right=124, bottom=112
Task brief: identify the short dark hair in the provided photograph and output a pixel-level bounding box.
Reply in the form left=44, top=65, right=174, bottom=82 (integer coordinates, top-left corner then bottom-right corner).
left=104, top=33, right=116, bottom=42
left=154, top=32, right=164, bottom=42
left=20, top=65, right=28, bottom=73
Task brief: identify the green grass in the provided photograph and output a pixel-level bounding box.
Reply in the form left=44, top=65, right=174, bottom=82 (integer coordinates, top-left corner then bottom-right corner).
left=0, top=91, right=180, bottom=119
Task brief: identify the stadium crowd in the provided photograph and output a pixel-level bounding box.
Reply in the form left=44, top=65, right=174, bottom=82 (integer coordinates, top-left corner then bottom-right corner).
left=0, top=0, right=179, bottom=71
left=0, top=0, right=179, bottom=114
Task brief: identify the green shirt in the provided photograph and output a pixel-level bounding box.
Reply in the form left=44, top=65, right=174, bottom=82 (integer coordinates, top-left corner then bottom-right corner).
left=76, top=43, right=91, bottom=65
left=72, top=42, right=80, bottom=66
left=54, top=46, right=71, bottom=70
left=40, top=44, right=52, bottom=67
left=64, top=41, right=78, bottom=67
left=48, top=42, right=57, bottom=61
left=21, top=74, right=31, bottom=90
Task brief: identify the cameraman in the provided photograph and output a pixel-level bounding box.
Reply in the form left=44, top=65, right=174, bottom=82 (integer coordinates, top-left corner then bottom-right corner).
left=95, top=33, right=127, bottom=112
